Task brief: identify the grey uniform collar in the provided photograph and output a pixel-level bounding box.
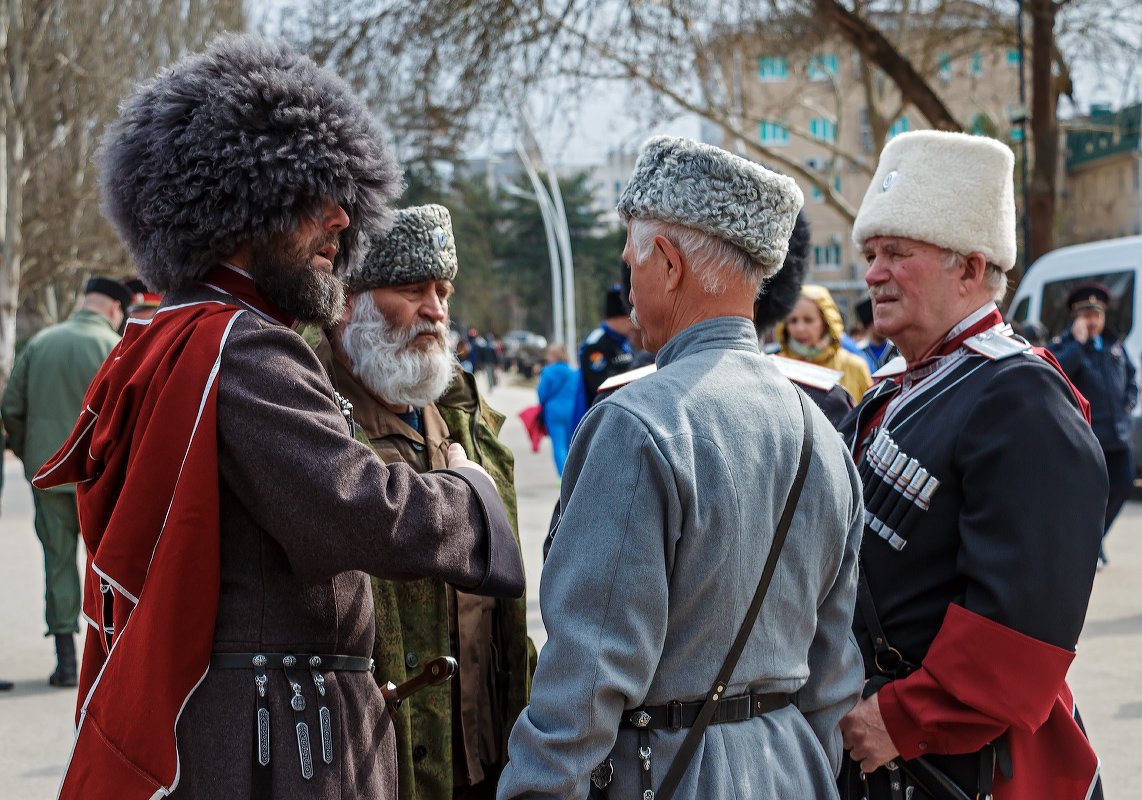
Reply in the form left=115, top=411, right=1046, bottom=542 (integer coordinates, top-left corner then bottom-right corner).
left=655, top=316, right=760, bottom=369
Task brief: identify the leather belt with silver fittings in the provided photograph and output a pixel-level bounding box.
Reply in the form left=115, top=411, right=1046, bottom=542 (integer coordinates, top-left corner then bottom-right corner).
left=209, top=651, right=375, bottom=779
left=618, top=692, right=789, bottom=731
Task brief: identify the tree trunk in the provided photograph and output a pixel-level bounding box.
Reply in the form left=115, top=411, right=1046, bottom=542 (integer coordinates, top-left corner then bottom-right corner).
left=1027, top=0, right=1059, bottom=266
left=814, top=0, right=963, bottom=132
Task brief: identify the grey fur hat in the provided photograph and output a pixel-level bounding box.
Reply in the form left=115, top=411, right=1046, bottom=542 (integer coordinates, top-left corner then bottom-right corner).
left=99, top=33, right=403, bottom=293
left=617, top=136, right=804, bottom=278
left=345, top=204, right=458, bottom=293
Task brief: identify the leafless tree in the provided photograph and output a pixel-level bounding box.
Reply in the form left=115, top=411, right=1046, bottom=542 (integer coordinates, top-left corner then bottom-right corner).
left=285, top=0, right=1141, bottom=281
left=0, top=0, right=243, bottom=381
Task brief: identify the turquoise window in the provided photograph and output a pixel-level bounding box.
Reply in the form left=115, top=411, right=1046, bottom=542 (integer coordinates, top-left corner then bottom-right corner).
left=970, top=52, right=983, bottom=76
left=758, top=56, right=788, bottom=82
left=814, top=245, right=842, bottom=266
left=759, top=122, right=789, bottom=145
left=889, top=116, right=910, bottom=138
left=938, top=53, right=951, bottom=79
left=808, top=54, right=838, bottom=81
left=809, top=118, right=837, bottom=144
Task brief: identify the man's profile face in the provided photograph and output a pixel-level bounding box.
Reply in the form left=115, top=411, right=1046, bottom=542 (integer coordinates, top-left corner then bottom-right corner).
left=249, top=198, right=349, bottom=327
left=621, top=224, right=668, bottom=353
left=863, top=236, right=961, bottom=357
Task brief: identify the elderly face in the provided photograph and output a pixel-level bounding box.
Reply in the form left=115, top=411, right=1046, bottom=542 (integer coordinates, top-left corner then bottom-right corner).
left=338, top=280, right=455, bottom=408
left=369, top=279, right=453, bottom=346
left=785, top=297, right=827, bottom=347
left=621, top=223, right=669, bottom=353
left=863, top=236, right=966, bottom=362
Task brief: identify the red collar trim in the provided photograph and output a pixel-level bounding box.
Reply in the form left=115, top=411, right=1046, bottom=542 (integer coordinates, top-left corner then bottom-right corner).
left=204, top=264, right=296, bottom=328
left=900, top=307, right=1004, bottom=381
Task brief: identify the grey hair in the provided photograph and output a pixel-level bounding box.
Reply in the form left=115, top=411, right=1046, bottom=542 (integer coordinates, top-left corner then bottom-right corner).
left=943, top=250, right=1008, bottom=304
left=630, top=218, right=760, bottom=296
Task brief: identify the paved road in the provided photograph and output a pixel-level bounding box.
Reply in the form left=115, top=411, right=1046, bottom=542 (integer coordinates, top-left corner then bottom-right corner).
left=2, top=377, right=1139, bottom=798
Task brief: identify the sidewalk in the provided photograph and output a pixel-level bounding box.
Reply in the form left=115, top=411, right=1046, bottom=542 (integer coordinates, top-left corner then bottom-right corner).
left=2, top=387, right=1140, bottom=798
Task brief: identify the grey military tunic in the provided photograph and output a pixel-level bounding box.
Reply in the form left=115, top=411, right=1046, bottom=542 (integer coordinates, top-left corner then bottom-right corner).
left=498, top=316, right=863, bottom=800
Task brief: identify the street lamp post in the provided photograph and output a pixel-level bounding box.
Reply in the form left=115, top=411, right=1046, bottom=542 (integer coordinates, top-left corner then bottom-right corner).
left=501, top=174, right=564, bottom=351
left=513, top=135, right=577, bottom=360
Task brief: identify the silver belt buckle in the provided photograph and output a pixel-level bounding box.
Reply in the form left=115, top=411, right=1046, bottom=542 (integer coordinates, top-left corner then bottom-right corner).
left=591, top=757, right=614, bottom=789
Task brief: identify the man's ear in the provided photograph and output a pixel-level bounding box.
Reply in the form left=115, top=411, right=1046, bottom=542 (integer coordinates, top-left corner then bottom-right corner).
left=654, top=234, right=685, bottom=292
left=960, top=252, right=988, bottom=294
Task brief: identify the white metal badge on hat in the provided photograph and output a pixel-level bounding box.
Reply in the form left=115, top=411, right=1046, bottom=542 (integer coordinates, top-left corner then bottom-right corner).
left=882, top=171, right=898, bottom=191
left=432, top=226, right=446, bottom=248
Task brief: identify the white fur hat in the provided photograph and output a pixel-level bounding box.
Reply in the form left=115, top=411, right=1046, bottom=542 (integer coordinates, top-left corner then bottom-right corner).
left=852, top=131, right=1017, bottom=271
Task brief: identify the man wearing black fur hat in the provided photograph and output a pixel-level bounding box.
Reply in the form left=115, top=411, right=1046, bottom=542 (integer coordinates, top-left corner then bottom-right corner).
left=753, top=211, right=856, bottom=427
left=2, top=276, right=131, bottom=688
left=32, top=34, right=523, bottom=800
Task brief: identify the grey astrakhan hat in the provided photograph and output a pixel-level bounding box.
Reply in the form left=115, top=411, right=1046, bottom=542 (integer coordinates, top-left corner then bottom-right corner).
left=852, top=130, right=1017, bottom=271
left=99, top=33, right=403, bottom=293
left=616, top=136, right=804, bottom=278
left=346, top=204, right=458, bottom=293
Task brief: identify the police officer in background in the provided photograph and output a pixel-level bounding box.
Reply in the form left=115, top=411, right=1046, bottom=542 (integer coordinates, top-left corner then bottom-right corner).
left=1048, top=283, right=1138, bottom=566
left=572, top=282, right=634, bottom=427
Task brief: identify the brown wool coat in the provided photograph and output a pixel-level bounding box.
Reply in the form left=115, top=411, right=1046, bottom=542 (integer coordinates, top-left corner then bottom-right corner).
left=162, top=286, right=522, bottom=800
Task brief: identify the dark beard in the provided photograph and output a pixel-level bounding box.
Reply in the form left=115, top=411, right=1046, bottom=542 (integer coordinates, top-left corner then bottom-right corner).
left=249, top=232, right=345, bottom=327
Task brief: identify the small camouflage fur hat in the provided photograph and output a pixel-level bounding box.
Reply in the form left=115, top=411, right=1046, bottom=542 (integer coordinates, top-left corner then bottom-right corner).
left=345, top=204, right=458, bottom=293
left=617, top=136, right=804, bottom=278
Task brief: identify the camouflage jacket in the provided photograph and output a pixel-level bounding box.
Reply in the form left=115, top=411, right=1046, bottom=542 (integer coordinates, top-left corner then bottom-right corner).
left=304, top=327, right=535, bottom=800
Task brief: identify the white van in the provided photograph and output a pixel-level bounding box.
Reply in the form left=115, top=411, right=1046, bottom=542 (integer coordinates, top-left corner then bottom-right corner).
left=1008, top=234, right=1142, bottom=463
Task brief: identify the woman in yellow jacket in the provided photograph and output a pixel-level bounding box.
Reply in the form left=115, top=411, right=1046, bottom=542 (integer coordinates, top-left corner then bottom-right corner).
left=776, top=284, right=872, bottom=402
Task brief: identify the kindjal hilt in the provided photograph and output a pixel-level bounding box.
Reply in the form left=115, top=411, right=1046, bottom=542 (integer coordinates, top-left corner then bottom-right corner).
left=381, top=656, right=459, bottom=713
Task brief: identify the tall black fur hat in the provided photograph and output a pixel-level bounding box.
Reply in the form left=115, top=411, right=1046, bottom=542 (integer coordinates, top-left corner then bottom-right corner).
left=753, top=210, right=810, bottom=334
left=99, top=33, right=403, bottom=293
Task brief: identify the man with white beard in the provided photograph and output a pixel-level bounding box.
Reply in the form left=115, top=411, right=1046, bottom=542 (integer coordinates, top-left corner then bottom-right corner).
left=309, top=204, right=533, bottom=800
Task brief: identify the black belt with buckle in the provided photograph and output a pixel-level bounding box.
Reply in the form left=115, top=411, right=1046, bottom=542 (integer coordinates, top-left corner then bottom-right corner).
left=619, top=692, right=788, bottom=731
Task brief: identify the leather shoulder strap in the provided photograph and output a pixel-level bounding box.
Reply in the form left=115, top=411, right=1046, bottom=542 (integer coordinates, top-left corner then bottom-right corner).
left=655, top=388, right=815, bottom=800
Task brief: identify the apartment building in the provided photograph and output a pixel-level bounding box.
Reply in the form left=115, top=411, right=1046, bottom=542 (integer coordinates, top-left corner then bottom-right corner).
left=725, top=19, right=1024, bottom=320
left=1062, top=103, right=1142, bottom=244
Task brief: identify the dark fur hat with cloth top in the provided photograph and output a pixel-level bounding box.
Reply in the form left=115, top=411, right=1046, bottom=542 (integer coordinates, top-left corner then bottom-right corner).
left=98, top=33, right=403, bottom=293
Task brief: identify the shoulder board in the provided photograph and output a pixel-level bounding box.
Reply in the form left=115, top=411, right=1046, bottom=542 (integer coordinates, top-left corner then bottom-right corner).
left=598, top=364, right=658, bottom=393
left=964, top=328, right=1032, bottom=361
left=584, top=327, right=605, bottom=345
left=768, top=355, right=844, bottom=391
left=872, top=355, right=907, bottom=379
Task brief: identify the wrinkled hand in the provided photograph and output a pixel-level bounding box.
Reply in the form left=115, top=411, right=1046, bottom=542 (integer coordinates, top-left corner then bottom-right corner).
left=840, top=693, right=900, bottom=773
left=446, top=442, right=492, bottom=481
left=1072, top=316, right=1090, bottom=344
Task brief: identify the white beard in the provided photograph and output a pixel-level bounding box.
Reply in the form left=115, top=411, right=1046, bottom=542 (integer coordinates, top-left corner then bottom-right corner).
left=339, top=292, right=456, bottom=408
